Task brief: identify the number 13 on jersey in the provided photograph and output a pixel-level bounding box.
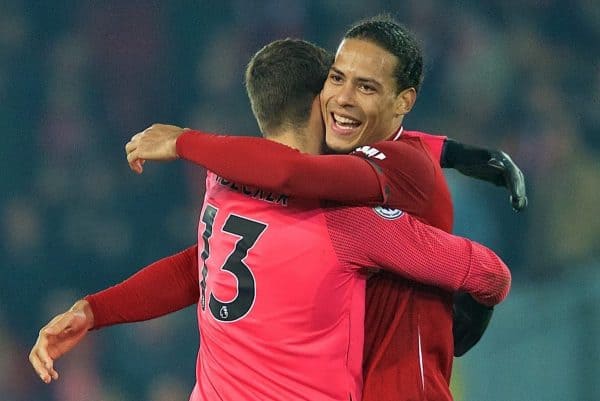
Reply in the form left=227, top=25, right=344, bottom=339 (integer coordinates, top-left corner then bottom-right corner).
left=199, top=205, right=267, bottom=322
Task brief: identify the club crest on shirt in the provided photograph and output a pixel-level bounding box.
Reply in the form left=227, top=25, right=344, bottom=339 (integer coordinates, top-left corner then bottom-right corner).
left=220, top=306, right=229, bottom=319
left=373, top=206, right=404, bottom=220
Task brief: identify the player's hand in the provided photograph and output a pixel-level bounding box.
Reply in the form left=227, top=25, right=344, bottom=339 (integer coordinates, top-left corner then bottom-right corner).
left=125, top=123, right=187, bottom=174
left=442, top=139, right=528, bottom=211
left=29, top=300, right=94, bottom=384
left=486, top=150, right=527, bottom=211
left=452, top=292, right=494, bottom=357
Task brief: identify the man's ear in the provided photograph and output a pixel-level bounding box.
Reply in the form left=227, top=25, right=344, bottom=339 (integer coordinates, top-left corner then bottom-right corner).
left=394, top=87, right=417, bottom=116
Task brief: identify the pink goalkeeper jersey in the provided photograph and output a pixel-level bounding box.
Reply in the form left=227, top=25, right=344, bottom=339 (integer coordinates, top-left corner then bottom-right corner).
left=189, top=172, right=510, bottom=401
left=190, top=171, right=366, bottom=401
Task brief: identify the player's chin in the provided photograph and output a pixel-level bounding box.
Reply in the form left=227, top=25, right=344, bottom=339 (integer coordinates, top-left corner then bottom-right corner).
left=325, top=135, right=353, bottom=153
left=325, top=130, right=361, bottom=154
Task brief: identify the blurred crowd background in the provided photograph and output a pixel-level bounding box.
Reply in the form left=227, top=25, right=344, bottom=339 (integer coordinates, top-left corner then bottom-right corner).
left=1, top=1, right=598, bottom=400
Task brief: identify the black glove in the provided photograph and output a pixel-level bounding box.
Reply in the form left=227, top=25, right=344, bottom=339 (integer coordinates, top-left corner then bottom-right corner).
left=441, top=139, right=528, bottom=211
left=452, top=292, right=494, bottom=357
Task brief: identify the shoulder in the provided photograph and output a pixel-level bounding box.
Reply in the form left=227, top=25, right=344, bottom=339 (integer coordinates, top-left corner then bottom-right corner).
left=401, top=130, right=447, bottom=162
left=355, top=138, right=436, bottom=174
left=355, top=136, right=431, bottom=158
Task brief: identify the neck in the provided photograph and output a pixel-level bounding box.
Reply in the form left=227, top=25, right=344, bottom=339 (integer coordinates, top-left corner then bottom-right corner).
left=261, top=96, right=325, bottom=155
left=389, top=115, right=404, bottom=138
left=265, top=127, right=321, bottom=155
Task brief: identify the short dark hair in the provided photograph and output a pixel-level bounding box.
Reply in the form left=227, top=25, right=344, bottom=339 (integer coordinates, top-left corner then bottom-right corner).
left=344, top=15, right=424, bottom=93
left=245, top=39, right=333, bottom=134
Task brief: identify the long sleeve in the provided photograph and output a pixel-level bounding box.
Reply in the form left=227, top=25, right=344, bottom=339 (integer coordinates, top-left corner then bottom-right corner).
left=176, top=130, right=437, bottom=214
left=176, top=131, right=383, bottom=203
left=325, top=208, right=511, bottom=307
left=84, top=245, right=199, bottom=329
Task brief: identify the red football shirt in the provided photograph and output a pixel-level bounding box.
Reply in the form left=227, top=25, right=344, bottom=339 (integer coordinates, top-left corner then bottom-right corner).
left=355, top=130, right=456, bottom=401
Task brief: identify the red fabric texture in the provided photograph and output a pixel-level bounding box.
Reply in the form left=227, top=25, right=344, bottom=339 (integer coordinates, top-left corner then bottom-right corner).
left=177, top=131, right=384, bottom=204
left=402, top=130, right=447, bottom=163
left=324, top=206, right=510, bottom=304
left=349, top=136, right=453, bottom=233
left=85, top=245, right=199, bottom=329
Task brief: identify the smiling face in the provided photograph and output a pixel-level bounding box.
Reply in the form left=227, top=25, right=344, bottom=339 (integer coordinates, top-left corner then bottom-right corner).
left=320, top=38, right=415, bottom=153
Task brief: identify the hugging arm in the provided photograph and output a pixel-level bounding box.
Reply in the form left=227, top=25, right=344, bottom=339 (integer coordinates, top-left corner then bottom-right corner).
left=29, top=246, right=200, bottom=383
left=327, top=209, right=511, bottom=307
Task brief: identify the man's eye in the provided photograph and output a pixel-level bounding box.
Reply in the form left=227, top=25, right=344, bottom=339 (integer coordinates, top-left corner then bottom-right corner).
left=330, top=74, right=342, bottom=83
left=359, top=84, right=375, bottom=93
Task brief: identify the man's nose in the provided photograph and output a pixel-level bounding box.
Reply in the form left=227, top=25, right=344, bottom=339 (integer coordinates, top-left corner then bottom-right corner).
left=335, top=83, right=355, bottom=107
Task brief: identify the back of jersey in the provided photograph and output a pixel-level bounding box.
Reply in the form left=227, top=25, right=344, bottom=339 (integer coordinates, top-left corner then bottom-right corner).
left=189, top=172, right=367, bottom=401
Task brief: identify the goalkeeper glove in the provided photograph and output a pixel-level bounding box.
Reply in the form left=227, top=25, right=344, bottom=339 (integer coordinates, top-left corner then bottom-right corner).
left=441, top=139, right=528, bottom=211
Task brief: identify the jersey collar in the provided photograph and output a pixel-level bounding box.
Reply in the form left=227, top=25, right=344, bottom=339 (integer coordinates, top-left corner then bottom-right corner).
left=389, top=126, right=404, bottom=141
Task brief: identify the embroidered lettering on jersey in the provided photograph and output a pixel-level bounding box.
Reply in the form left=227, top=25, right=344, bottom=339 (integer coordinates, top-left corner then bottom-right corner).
left=373, top=206, right=404, bottom=220
left=215, top=175, right=289, bottom=206
left=354, top=145, right=386, bottom=160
